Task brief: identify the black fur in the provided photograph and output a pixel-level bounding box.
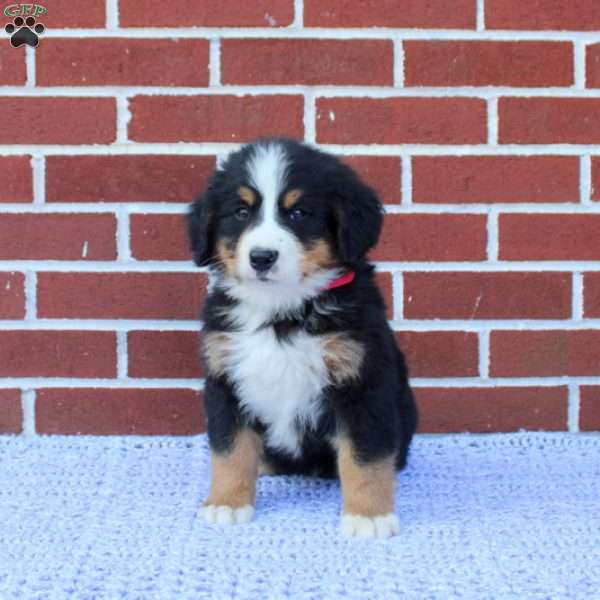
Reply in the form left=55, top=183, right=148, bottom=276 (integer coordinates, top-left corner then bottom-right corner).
left=188, top=138, right=417, bottom=478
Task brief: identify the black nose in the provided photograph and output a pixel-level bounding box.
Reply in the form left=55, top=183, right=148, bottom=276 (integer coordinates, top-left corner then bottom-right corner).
left=249, top=248, right=279, bottom=272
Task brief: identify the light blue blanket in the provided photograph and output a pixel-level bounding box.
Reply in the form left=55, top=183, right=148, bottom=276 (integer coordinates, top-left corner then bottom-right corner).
left=1, top=433, right=598, bottom=599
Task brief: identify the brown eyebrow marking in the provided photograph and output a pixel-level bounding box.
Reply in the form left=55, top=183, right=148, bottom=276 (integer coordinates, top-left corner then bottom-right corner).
left=238, top=186, right=256, bottom=206
left=282, top=189, right=303, bottom=210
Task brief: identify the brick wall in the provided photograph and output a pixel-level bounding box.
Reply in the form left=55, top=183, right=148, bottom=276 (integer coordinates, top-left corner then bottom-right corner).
left=0, top=0, right=599, bottom=435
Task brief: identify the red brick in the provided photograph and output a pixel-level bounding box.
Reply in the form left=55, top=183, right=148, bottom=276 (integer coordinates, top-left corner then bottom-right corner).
left=120, top=0, right=293, bottom=27
left=486, top=0, right=600, bottom=31
left=580, top=387, right=600, bottom=431
left=375, top=272, right=393, bottom=319
left=0, top=156, right=32, bottom=203
left=128, top=331, right=202, bottom=378
left=416, top=387, right=567, bottom=433
left=413, top=156, right=579, bottom=204
left=37, top=273, right=206, bottom=320
left=591, top=158, right=600, bottom=201
left=316, top=97, right=486, bottom=144
left=0, top=272, right=25, bottom=319
left=36, top=388, right=204, bottom=435
left=499, top=98, right=600, bottom=144
left=371, top=214, right=487, bottom=262
left=0, top=98, right=116, bottom=144
left=130, top=214, right=188, bottom=261
left=342, top=156, right=401, bottom=203
left=221, top=39, right=392, bottom=86
left=46, top=155, right=214, bottom=203
left=0, top=214, right=116, bottom=260
left=586, top=44, right=600, bottom=88
left=583, top=273, right=600, bottom=317
left=34, top=0, right=105, bottom=27
left=404, top=272, right=571, bottom=320
left=395, top=331, right=479, bottom=377
left=304, top=0, right=476, bottom=28
left=37, top=39, right=209, bottom=87
left=129, top=95, right=304, bottom=143
left=0, top=44, right=26, bottom=85
left=491, top=330, right=600, bottom=377
left=500, top=215, right=600, bottom=260
left=0, top=389, right=22, bottom=434
left=0, top=331, right=116, bottom=377
left=405, top=41, right=572, bottom=87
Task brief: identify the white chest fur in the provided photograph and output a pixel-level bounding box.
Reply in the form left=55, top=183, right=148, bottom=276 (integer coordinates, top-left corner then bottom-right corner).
left=223, top=325, right=329, bottom=457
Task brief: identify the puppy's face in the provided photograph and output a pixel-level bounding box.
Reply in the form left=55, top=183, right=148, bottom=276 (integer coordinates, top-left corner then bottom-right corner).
left=212, top=144, right=337, bottom=287
left=188, top=139, right=383, bottom=306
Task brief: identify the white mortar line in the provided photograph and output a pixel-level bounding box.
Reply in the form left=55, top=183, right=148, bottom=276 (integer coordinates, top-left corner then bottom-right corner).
left=476, top=0, right=485, bottom=31
left=479, top=331, right=490, bottom=378
left=572, top=272, right=584, bottom=319
left=31, top=155, right=45, bottom=205
left=25, top=45, right=35, bottom=87
left=116, top=206, right=132, bottom=260
left=6, top=143, right=600, bottom=156
left=106, top=0, right=119, bottom=29
left=5, top=85, right=600, bottom=98
left=487, top=209, right=499, bottom=261
left=1, top=202, right=599, bottom=214
left=568, top=384, right=581, bottom=432
left=0, top=377, right=597, bottom=389
left=116, top=96, right=132, bottom=143
left=1, top=379, right=205, bottom=389
left=3, top=260, right=600, bottom=272
left=35, top=27, right=600, bottom=42
left=401, top=155, right=412, bottom=204
left=21, top=389, right=36, bottom=436
left=581, top=155, right=592, bottom=203
left=574, top=40, right=586, bottom=89
left=1, top=319, right=600, bottom=332
left=209, top=38, right=221, bottom=86
left=24, top=271, right=36, bottom=319
left=393, top=39, right=404, bottom=87
left=392, top=271, right=404, bottom=319
left=116, top=331, right=128, bottom=378
left=293, top=0, right=303, bottom=28
left=487, top=97, right=498, bottom=145
left=303, top=89, right=316, bottom=143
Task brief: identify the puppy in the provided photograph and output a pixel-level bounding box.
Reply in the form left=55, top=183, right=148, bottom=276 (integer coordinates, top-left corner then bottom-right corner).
left=188, top=138, right=417, bottom=539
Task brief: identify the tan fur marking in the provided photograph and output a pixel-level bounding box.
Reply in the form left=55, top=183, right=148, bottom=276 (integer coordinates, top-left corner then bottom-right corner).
left=300, top=239, right=337, bottom=277
left=204, top=428, right=261, bottom=508
left=282, top=188, right=303, bottom=210
left=337, top=436, right=396, bottom=517
left=238, top=185, right=256, bottom=206
left=216, top=240, right=237, bottom=278
left=321, top=334, right=365, bottom=383
left=203, top=331, right=231, bottom=377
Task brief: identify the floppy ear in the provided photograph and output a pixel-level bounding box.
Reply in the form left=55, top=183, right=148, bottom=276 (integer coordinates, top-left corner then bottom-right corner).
left=333, top=167, right=384, bottom=264
left=187, top=190, right=214, bottom=267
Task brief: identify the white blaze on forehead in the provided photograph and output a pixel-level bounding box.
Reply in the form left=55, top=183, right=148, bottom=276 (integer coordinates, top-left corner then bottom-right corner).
left=246, top=142, right=289, bottom=223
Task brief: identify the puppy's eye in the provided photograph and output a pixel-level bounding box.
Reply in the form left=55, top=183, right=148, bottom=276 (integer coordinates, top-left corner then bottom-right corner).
left=289, top=207, right=307, bottom=222
left=235, top=206, right=251, bottom=221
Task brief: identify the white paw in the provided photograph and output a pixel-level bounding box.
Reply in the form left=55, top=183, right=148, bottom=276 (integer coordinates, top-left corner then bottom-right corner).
left=200, top=504, right=255, bottom=525
left=340, top=513, right=400, bottom=539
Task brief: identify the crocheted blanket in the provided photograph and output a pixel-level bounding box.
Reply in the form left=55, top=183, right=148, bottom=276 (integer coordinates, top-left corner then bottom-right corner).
left=1, top=433, right=598, bottom=599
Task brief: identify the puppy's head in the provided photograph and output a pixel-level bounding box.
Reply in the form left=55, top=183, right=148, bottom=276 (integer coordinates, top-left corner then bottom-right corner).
left=188, top=138, right=382, bottom=296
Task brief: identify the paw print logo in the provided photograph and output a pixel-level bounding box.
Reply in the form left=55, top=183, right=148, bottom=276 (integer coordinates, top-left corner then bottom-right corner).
left=5, top=16, right=45, bottom=48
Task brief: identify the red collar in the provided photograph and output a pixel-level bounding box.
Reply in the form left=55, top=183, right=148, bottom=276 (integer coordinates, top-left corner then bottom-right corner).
left=323, top=270, right=356, bottom=291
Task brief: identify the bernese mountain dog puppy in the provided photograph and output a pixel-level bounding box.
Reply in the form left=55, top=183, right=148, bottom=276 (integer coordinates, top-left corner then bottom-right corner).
left=188, top=138, right=417, bottom=539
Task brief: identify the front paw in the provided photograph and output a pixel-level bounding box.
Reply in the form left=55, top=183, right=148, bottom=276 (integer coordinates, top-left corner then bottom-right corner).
left=200, top=503, right=255, bottom=525
left=340, top=513, right=400, bottom=539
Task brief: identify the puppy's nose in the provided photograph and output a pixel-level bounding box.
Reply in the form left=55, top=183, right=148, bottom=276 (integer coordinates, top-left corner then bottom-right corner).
left=249, top=248, right=279, bottom=273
